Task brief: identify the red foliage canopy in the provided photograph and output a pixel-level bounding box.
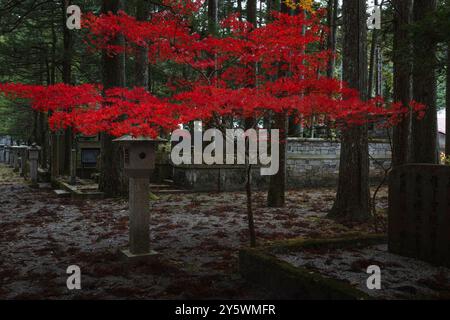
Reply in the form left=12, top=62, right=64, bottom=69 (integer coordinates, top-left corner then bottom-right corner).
left=0, top=1, right=424, bottom=138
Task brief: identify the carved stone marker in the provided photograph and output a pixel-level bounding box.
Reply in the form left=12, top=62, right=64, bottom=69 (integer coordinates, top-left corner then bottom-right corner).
left=0, top=144, right=4, bottom=162
left=389, top=164, right=450, bottom=267
left=5, top=146, right=11, bottom=166
left=28, top=144, right=40, bottom=187
left=17, top=145, right=28, bottom=177
left=113, top=135, right=165, bottom=260
left=11, top=146, right=20, bottom=172
left=70, top=148, right=77, bottom=185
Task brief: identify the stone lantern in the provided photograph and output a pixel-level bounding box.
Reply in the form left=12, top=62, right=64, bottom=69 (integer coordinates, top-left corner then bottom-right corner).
left=28, top=144, right=41, bottom=187
left=113, top=135, right=166, bottom=260
left=17, top=145, right=28, bottom=177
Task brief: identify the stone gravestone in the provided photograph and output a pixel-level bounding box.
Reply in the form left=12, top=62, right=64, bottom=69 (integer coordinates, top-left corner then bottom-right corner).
left=389, top=164, right=450, bottom=267
left=17, top=145, right=28, bottom=177
left=11, top=146, right=20, bottom=171
left=28, top=144, right=40, bottom=187
left=5, top=146, right=11, bottom=165
left=0, top=144, right=4, bottom=162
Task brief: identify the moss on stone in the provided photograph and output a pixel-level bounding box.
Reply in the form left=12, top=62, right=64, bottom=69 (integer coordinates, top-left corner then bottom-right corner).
left=239, top=233, right=387, bottom=299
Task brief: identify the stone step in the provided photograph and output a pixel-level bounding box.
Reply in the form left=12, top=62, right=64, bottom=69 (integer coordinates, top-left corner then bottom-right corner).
left=149, top=183, right=175, bottom=190
left=152, top=189, right=189, bottom=195
left=53, top=189, right=71, bottom=197
left=38, top=183, right=52, bottom=189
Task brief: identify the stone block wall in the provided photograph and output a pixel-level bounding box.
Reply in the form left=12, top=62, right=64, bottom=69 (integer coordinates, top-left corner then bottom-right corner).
left=286, top=138, right=391, bottom=187
left=172, top=138, right=392, bottom=191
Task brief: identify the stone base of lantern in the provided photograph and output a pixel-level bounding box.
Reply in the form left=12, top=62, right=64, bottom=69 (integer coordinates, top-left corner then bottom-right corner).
left=119, top=248, right=159, bottom=262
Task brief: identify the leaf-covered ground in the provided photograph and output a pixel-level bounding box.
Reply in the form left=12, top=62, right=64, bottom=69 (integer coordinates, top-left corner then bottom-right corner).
left=0, top=164, right=387, bottom=299
left=277, top=244, right=450, bottom=299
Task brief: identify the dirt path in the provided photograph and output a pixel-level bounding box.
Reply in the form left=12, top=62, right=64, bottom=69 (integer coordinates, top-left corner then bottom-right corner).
left=0, top=164, right=386, bottom=299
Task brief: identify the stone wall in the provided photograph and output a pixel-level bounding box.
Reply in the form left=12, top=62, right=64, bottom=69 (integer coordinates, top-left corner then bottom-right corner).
left=286, top=138, right=391, bottom=187
left=171, top=138, right=392, bottom=191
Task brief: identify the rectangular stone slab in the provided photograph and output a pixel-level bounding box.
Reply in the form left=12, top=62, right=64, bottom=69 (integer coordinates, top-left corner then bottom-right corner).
left=388, top=164, right=450, bottom=267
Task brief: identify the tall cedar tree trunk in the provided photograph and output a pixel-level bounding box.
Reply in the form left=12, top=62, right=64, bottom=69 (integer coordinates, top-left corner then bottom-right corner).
left=326, top=0, right=338, bottom=78
left=446, top=42, right=450, bottom=159
left=329, top=0, right=370, bottom=221
left=245, top=0, right=257, bottom=247
left=287, top=5, right=303, bottom=137
left=325, top=0, right=338, bottom=139
left=244, top=0, right=256, bottom=129
left=208, top=0, right=218, bottom=35
left=37, top=59, right=48, bottom=168
left=267, top=1, right=289, bottom=208
left=99, top=0, right=127, bottom=196
left=62, top=0, right=73, bottom=175
left=50, top=8, right=60, bottom=180
left=411, top=0, right=438, bottom=164
left=392, top=0, right=412, bottom=167
left=135, top=0, right=149, bottom=89
left=367, top=0, right=379, bottom=99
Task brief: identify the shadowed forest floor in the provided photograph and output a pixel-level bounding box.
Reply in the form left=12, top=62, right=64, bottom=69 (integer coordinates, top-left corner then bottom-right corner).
left=0, top=164, right=387, bottom=299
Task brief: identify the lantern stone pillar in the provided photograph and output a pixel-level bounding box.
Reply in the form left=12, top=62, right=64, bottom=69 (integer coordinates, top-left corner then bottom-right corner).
left=113, top=135, right=165, bottom=260
left=17, top=145, right=28, bottom=177
left=29, top=144, right=40, bottom=187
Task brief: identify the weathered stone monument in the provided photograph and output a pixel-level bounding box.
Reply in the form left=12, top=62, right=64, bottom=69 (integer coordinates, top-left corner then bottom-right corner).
left=69, top=148, right=77, bottom=185
left=28, top=144, right=40, bottom=187
left=5, top=146, right=11, bottom=166
left=114, top=135, right=165, bottom=260
left=389, top=164, right=450, bottom=267
left=11, top=146, right=20, bottom=171
left=17, top=145, right=28, bottom=177
left=0, top=144, right=4, bottom=163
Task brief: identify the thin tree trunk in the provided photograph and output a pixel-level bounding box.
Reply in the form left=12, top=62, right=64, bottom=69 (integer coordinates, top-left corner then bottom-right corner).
left=446, top=42, right=450, bottom=159
left=329, top=0, right=370, bottom=222
left=392, top=0, right=412, bottom=167
left=49, top=11, right=60, bottom=180
left=246, top=154, right=256, bottom=247
left=411, top=0, right=438, bottom=164
left=267, top=112, right=287, bottom=207
left=244, top=0, right=257, bottom=246
left=40, top=58, right=49, bottom=169
left=237, top=0, right=243, bottom=21
left=99, top=0, right=127, bottom=197
left=267, top=1, right=290, bottom=208
left=368, top=30, right=377, bottom=99
left=62, top=0, right=73, bottom=176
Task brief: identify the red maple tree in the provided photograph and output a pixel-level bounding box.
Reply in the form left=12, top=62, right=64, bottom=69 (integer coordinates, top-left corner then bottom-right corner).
left=0, top=1, right=424, bottom=138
